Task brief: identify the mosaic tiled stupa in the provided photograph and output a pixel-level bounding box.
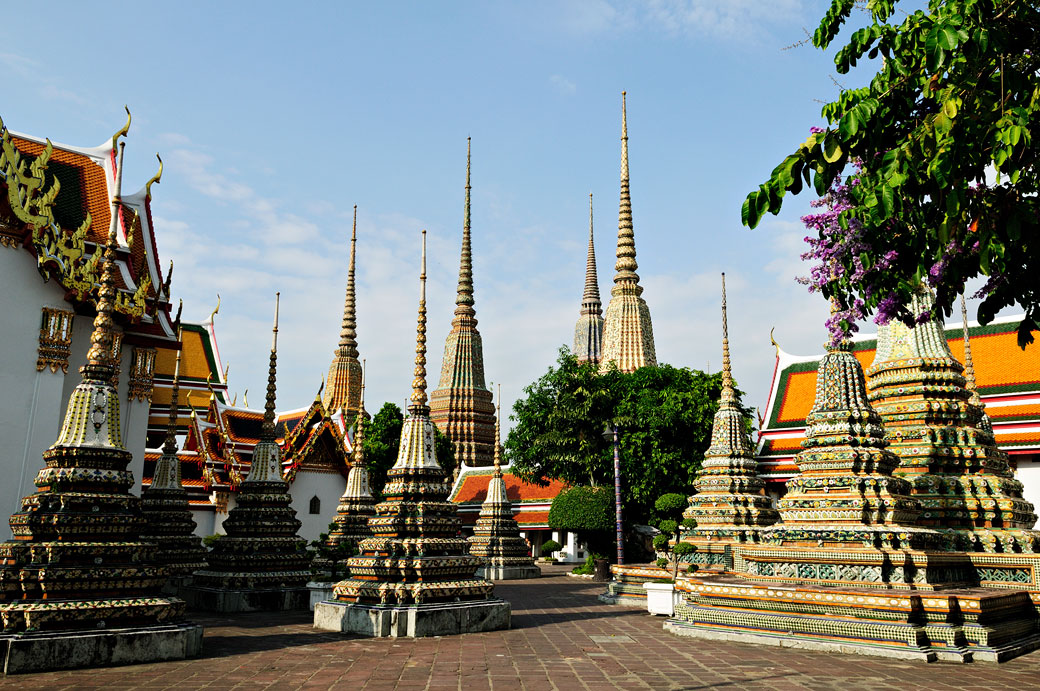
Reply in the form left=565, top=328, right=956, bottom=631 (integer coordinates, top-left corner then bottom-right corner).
left=0, top=144, right=201, bottom=673
left=667, top=305, right=1040, bottom=662
left=325, top=364, right=376, bottom=552
left=572, top=193, right=604, bottom=365
left=682, top=274, right=778, bottom=568
left=430, top=140, right=496, bottom=472
left=322, top=205, right=363, bottom=420
left=315, top=230, right=510, bottom=638
left=865, top=287, right=1040, bottom=553
left=186, top=294, right=310, bottom=612
left=468, top=388, right=541, bottom=580
left=599, top=92, right=656, bottom=373
left=739, top=304, right=957, bottom=587
left=140, top=325, right=208, bottom=589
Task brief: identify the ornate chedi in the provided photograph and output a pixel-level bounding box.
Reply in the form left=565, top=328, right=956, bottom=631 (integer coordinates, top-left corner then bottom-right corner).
left=667, top=306, right=1040, bottom=663
left=572, top=193, right=604, bottom=365
left=468, top=388, right=541, bottom=580
left=140, top=326, right=208, bottom=589
left=322, top=206, right=363, bottom=420
left=326, top=364, right=376, bottom=552
left=682, top=274, right=778, bottom=569
left=0, top=144, right=201, bottom=673
left=599, top=92, right=656, bottom=373
left=315, top=230, right=510, bottom=638
left=429, top=140, right=496, bottom=472
left=741, top=305, right=956, bottom=587
left=865, top=287, right=1039, bottom=554
left=186, top=294, right=310, bottom=612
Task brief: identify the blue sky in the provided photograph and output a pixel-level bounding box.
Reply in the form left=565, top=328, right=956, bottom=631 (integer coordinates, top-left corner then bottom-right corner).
left=5, top=1, right=985, bottom=429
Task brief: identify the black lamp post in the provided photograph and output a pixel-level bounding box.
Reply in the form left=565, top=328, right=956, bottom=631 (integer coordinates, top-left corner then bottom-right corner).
left=602, top=422, right=624, bottom=565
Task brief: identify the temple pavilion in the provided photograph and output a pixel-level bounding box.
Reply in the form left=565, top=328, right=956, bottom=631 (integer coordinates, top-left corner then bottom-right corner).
left=0, top=113, right=179, bottom=540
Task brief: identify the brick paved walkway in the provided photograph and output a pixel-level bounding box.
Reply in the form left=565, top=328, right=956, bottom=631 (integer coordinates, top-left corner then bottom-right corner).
left=6, top=566, right=1040, bottom=690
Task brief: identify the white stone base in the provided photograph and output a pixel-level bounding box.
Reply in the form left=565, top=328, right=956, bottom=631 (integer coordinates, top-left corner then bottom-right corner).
left=476, top=564, right=542, bottom=580
left=181, top=586, right=309, bottom=613
left=314, top=599, right=511, bottom=638
left=1, top=623, right=203, bottom=675
left=307, top=582, right=336, bottom=611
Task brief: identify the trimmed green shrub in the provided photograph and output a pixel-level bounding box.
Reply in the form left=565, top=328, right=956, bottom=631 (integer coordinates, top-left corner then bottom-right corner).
left=540, top=539, right=562, bottom=557
left=202, top=533, right=223, bottom=549
left=548, top=485, right=615, bottom=559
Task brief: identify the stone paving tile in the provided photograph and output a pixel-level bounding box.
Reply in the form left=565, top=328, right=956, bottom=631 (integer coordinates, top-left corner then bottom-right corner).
left=4, top=566, right=1040, bottom=689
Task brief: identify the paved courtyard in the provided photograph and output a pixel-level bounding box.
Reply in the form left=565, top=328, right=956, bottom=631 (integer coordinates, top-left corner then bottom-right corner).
left=6, top=565, right=1040, bottom=690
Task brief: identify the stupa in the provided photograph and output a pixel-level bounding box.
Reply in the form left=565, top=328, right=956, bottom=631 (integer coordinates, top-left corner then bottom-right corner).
left=314, top=230, right=511, bottom=637
left=322, top=206, right=363, bottom=420
left=468, top=387, right=541, bottom=580
left=682, top=274, right=778, bottom=569
left=185, top=293, right=310, bottom=612
left=326, top=362, right=376, bottom=553
left=430, top=139, right=497, bottom=473
left=866, top=287, right=1040, bottom=553
left=599, top=92, right=656, bottom=373
left=572, top=193, right=604, bottom=365
left=667, top=303, right=1040, bottom=662
left=0, top=144, right=201, bottom=673
left=140, top=324, right=208, bottom=591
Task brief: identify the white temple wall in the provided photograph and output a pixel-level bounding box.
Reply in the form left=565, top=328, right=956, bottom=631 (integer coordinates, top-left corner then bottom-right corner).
left=0, top=250, right=72, bottom=538
left=1017, top=456, right=1040, bottom=521
left=290, top=470, right=347, bottom=543
left=188, top=506, right=219, bottom=538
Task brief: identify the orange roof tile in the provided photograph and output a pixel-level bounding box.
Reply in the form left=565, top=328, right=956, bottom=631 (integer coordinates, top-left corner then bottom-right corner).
left=10, top=136, right=111, bottom=245
left=452, top=470, right=568, bottom=505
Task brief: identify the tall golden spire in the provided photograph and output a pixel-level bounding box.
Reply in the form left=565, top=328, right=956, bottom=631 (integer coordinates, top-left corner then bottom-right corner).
left=323, top=206, right=363, bottom=416
left=162, top=327, right=183, bottom=455
left=262, top=292, right=280, bottom=441
left=493, top=383, right=502, bottom=473
left=960, top=295, right=980, bottom=405
left=598, top=92, right=657, bottom=373
left=614, top=91, right=639, bottom=287
left=354, top=359, right=367, bottom=466
left=340, top=206, right=359, bottom=354
left=85, top=142, right=125, bottom=375
left=456, top=138, right=474, bottom=314
left=410, top=230, right=428, bottom=415
left=583, top=193, right=601, bottom=306
left=719, top=273, right=737, bottom=407
left=52, top=141, right=128, bottom=450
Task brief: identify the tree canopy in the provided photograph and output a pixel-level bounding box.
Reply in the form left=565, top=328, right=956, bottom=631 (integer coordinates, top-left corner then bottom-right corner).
left=506, top=349, right=740, bottom=525
left=547, top=485, right=615, bottom=558
left=362, top=402, right=456, bottom=496
left=743, top=0, right=1040, bottom=345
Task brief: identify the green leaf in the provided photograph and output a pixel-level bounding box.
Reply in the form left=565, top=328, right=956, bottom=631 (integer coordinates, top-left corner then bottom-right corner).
left=823, top=133, right=843, bottom=163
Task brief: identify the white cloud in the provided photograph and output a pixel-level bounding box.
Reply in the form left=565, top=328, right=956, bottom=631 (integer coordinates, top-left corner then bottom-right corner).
left=549, top=74, right=577, bottom=95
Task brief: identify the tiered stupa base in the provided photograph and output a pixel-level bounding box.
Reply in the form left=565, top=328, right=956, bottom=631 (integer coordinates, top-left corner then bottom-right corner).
left=667, top=572, right=1040, bottom=663
left=1, top=621, right=203, bottom=675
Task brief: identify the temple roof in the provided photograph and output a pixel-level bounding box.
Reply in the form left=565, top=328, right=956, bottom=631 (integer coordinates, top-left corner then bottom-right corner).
left=1, top=116, right=176, bottom=343
left=449, top=465, right=567, bottom=528
left=757, top=316, right=1040, bottom=481
left=148, top=319, right=229, bottom=442
left=181, top=394, right=353, bottom=491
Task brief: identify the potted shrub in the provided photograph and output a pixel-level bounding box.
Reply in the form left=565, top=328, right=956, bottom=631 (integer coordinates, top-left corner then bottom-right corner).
left=548, top=485, right=615, bottom=581
left=540, top=539, right=562, bottom=564
left=644, top=493, right=695, bottom=615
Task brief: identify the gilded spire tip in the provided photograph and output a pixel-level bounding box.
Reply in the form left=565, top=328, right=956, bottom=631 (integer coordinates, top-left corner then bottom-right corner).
left=494, top=383, right=502, bottom=471
left=614, top=91, right=638, bottom=284
left=262, top=292, right=280, bottom=439
left=457, top=139, right=475, bottom=310
left=720, top=272, right=735, bottom=405
left=84, top=140, right=125, bottom=374
left=410, top=230, right=429, bottom=413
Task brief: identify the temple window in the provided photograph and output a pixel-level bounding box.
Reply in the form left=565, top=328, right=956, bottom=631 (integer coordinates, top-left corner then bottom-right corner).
left=309, top=495, right=321, bottom=515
